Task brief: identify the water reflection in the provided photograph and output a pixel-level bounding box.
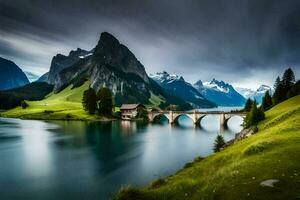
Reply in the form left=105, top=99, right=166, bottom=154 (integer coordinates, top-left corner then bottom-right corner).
left=0, top=112, right=242, bottom=200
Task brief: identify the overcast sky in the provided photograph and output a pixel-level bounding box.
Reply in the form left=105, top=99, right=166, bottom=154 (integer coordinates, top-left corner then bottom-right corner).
left=0, top=0, right=300, bottom=89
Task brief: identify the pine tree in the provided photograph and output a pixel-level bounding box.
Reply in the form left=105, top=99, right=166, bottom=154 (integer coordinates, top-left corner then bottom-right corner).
left=244, top=101, right=258, bottom=128
left=244, top=98, right=253, bottom=112
left=282, top=68, right=295, bottom=88
left=272, top=78, right=284, bottom=105
left=244, top=100, right=265, bottom=128
left=82, top=87, right=97, bottom=114
left=273, top=76, right=281, bottom=90
left=257, top=106, right=265, bottom=121
left=97, top=87, right=113, bottom=116
left=213, top=135, right=226, bottom=152
left=262, top=91, right=272, bottom=111
left=281, top=68, right=295, bottom=100
left=287, top=80, right=300, bottom=98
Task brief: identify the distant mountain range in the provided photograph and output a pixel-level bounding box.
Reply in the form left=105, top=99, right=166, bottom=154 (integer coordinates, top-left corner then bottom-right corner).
left=0, top=57, right=29, bottom=90
left=150, top=72, right=216, bottom=108
left=236, top=85, right=273, bottom=104
left=1, top=32, right=274, bottom=109
left=150, top=72, right=247, bottom=107
left=194, top=79, right=246, bottom=106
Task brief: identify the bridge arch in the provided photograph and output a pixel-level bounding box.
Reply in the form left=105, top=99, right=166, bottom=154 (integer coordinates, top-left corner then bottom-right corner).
left=172, top=113, right=195, bottom=124
left=194, top=114, right=207, bottom=125
left=223, top=114, right=246, bottom=127
left=149, top=113, right=170, bottom=123
left=148, top=111, right=246, bottom=128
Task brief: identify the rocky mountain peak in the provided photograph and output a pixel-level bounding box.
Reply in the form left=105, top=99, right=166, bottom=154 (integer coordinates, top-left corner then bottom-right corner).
left=257, top=85, right=272, bottom=92
left=92, top=32, right=149, bottom=83
left=149, top=71, right=184, bottom=83
left=68, top=48, right=89, bottom=58
left=48, top=48, right=91, bottom=84
left=99, top=32, right=120, bottom=48
left=194, top=80, right=203, bottom=87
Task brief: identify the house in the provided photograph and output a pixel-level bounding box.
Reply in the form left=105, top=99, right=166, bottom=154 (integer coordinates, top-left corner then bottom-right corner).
left=120, top=104, right=145, bottom=119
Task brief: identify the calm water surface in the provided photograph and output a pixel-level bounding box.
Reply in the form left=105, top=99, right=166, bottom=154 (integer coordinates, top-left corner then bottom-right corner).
left=0, top=107, right=243, bottom=199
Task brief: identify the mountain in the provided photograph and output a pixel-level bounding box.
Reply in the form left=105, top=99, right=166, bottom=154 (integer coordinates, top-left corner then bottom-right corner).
left=50, top=32, right=192, bottom=110
left=47, top=48, right=93, bottom=84
left=25, top=71, right=39, bottom=82
left=36, top=72, right=49, bottom=82
left=0, top=57, right=29, bottom=90
left=150, top=72, right=217, bottom=108
left=236, top=85, right=273, bottom=103
left=194, top=79, right=246, bottom=107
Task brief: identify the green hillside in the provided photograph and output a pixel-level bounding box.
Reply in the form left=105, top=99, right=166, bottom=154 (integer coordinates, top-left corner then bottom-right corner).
left=1, top=81, right=100, bottom=120
left=114, top=95, right=300, bottom=200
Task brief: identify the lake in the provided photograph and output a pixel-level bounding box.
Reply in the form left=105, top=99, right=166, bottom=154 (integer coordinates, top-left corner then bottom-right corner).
left=0, top=107, right=243, bottom=199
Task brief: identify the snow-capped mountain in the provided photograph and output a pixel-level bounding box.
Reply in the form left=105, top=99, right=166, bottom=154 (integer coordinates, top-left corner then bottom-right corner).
left=194, top=79, right=246, bottom=107
left=236, top=85, right=273, bottom=103
left=235, top=87, right=255, bottom=99
left=149, top=72, right=216, bottom=108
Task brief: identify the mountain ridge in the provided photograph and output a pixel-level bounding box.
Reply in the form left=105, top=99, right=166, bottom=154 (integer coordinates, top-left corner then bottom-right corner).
left=236, top=85, right=273, bottom=103
left=150, top=71, right=217, bottom=108
left=194, top=78, right=246, bottom=106
left=0, top=57, right=29, bottom=90
left=45, top=32, right=193, bottom=110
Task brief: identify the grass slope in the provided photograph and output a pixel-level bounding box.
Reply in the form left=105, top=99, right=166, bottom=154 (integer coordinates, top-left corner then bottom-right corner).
left=1, top=81, right=101, bottom=120
left=114, top=95, right=300, bottom=200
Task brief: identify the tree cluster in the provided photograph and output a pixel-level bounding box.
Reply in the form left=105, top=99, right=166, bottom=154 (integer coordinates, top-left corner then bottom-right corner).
left=272, top=68, right=297, bottom=105
left=244, top=100, right=265, bottom=128
left=82, top=87, right=113, bottom=117
left=0, top=82, right=53, bottom=110
left=243, top=68, right=298, bottom=128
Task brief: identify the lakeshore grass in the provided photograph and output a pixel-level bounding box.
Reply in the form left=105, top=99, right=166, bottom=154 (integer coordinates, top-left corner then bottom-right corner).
left=1, top=81, right=104, bottom=120
left=113, top=95, right=300, bottom=200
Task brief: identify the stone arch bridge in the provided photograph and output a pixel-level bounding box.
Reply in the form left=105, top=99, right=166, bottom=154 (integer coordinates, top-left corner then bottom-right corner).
left=148, top=110, right=246, bottom=128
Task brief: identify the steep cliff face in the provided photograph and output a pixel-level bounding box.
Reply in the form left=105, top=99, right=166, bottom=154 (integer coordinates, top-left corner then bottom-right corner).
left=0, top=57, right=29, bottom=90
left=51, top=32, right=193, bottom=109
left=47, top=33, right=151, bottom=106
left=93, top=32, right=149, bottom=83
left=47, top=48, right=91, bottom=84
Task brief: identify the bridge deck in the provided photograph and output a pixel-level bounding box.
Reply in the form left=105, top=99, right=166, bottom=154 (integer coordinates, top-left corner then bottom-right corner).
left=151, top=111, right=246, bottom=115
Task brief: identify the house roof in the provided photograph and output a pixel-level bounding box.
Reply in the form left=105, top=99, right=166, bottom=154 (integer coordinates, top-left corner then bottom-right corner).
left=120, top=104, right=144, bottom=110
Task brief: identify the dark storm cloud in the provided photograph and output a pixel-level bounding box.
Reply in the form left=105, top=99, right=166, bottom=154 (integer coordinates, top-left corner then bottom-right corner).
left=0, top=0, right=300, bottom=88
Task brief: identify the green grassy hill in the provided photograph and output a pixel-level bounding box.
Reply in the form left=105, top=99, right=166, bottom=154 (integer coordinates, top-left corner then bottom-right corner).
left=1, top=81, right=101, bottom=120
left=114, top=95, right=300, bottom=200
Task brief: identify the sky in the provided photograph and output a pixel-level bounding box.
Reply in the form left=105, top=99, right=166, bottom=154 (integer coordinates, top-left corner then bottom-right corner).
left=0, top=0, right=300, bottom=89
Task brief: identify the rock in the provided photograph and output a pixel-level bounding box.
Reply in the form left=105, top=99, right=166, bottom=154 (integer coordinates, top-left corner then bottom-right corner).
left=235, top=127, right=256, bottom=140
left=48, top=48, right=92, bottom=84
left=260, top=179, right=279, bottom=187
